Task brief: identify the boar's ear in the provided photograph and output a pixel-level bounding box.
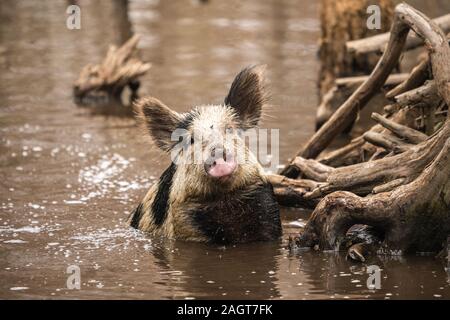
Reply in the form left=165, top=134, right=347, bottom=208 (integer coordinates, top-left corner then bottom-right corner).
left=135, top=97, right=182, bottom=151
left=224, top=65, right=267, bottom=127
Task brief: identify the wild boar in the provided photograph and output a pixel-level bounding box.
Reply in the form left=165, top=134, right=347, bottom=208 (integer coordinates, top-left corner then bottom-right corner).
left=129, top=65, right=281, bottom=243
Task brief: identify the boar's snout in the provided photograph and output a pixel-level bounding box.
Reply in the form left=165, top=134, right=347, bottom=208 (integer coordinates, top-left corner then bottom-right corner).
left=204, top=147, right=237, bottom=179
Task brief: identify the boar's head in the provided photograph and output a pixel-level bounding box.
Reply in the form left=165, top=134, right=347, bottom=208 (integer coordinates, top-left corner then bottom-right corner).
left=135, top=65, right=269, bottom=198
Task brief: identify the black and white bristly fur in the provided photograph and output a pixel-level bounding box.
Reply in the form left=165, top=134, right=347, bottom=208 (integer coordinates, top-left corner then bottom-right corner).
left=128, top=65, right=281, bottom=243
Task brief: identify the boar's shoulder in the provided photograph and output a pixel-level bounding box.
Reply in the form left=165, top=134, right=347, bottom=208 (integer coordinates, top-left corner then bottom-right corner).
left=189, top=182, right=281, bottom=243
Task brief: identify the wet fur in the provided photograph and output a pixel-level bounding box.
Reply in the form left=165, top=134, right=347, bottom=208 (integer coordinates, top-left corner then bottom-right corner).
left=190, top=182, right=281, bottom=243
left=150, top=163, right=177, bottom=226
left=131, top=178, right=281, bottom=243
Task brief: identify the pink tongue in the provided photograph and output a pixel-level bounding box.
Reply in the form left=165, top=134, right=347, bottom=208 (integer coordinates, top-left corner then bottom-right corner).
left=208, top=158, right=237, bottom=178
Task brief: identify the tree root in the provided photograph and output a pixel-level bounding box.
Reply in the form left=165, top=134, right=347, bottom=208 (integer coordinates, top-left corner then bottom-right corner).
left=318, top=137, right=366, bottom=166
left=363, top=131, right=413, bottom=153
left=295, top=136, right=450, bottom=254
left=386, top=57, right=430, bottom=99
left=307, top=123, right=448, bottom=199
left=316, top=73, right=408, bottom=131
left=268, top=174, right=320, bottom=209
left=394, top=80, right=440, bottom=108
left=371, top=112, right=427, bottom=144
left=291, top=157, right=333, bottom=182
left=276, top=4, right=450, bottom=260
left=317, top=107, right=422, bottom=168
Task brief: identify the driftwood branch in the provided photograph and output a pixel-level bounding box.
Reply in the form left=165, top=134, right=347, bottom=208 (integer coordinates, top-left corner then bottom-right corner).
left=74, top=35, right=151, bottom=105
left=363, top=131, right=413, bottom=153
left=386, top=57, right=430, bottom=99
left=291, top=157, right=333, bottom=182
left=335, top=73, right=408, bottom=88
left=346, top=13, right=450, bottom=55
left=317, top=107, right=420, bottom=167
left=371, top=112, right=427, bottom=144
left=307, top=124, right=447, bottom=198
left=372, top=177, right=406, bottom=194
left=394, top=80, right=439, bottom=108
left=316, top=73, right=408, bottom=130
left=267, top=174, right=320, bottom=208
left=317, top=137, right=366, bottom=166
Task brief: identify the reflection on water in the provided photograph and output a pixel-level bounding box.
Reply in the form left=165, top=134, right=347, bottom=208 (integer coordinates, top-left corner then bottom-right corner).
left=150, top=240, right=283, bottom=299
left=0, top=0, right=449, bottom=299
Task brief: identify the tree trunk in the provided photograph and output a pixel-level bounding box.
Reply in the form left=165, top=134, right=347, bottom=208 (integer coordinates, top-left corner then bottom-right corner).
left=318, top=0, right=394, bottom=97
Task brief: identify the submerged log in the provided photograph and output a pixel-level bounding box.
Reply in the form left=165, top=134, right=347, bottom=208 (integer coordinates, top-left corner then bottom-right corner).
left=278, top=4, right=450, bottom=260
left=73, top=35, right=151, bottom=106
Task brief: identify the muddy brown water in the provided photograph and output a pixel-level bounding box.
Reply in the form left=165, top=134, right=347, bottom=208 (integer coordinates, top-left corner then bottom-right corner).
left=0, top=0, right=449, bottom=300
